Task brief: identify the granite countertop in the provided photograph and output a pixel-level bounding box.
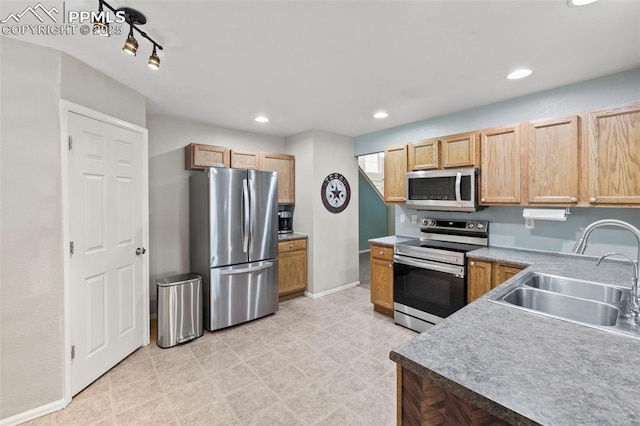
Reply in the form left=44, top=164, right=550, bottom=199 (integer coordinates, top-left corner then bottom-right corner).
left=368, top=235, right=417, bottom=246
left=391, top=246, right=640, bottom=426
left=278, top=232, right=308, bottom=241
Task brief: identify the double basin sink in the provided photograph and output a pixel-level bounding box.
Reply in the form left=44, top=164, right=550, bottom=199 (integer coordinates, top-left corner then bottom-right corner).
left=489, top=271, right=639, bottom=339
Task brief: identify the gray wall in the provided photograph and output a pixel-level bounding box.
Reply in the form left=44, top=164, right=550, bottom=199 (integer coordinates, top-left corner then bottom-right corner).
left=285, top=130, right=359, bottom=295
left=355, top=67, right=640, bottom=155
left=358, top=170, right=388, bottom=251
left=355, top=67, right=640, bottom=259
left=0, top=37, right=146, bottom=420
left=0, top=37, right=64, bottom=420
left=146, top=115, right=284, bottom=314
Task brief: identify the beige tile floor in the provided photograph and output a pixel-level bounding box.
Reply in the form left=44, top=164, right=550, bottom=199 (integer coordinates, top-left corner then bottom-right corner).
left=26, top=286, right=416, bottom=425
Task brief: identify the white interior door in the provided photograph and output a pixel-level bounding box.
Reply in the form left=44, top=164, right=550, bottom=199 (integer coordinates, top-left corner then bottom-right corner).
left=68, top=112, right=144, bottom=396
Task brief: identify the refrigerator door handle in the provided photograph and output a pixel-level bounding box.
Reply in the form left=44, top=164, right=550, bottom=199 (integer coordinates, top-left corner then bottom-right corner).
left=242, top=178, right=250, bottom=253
left=219, top=262, right=273, bottom=276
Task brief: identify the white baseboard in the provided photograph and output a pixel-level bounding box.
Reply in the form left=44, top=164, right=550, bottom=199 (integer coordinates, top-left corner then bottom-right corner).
left=0, top=399, right=65, bottom=426
left=304, top=281, right=360, bottom=299
left=359, top=249, right=370, bottom=254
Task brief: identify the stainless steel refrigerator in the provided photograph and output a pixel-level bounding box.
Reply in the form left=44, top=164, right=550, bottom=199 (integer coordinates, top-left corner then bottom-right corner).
left=190, top=168, right=279, bottom=331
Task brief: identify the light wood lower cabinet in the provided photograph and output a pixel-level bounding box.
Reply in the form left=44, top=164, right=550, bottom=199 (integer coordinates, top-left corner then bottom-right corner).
left=278, top=238, right=307, bottom=299
left=467, top=258, right=526, bottom=303
left=370, top=243, right=394, bottom=316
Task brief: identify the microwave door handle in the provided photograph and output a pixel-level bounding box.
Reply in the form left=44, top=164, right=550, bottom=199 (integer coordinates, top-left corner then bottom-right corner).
left=394, top=256, right=463, bottom=276
left=455, top=172, right=462, bottom=202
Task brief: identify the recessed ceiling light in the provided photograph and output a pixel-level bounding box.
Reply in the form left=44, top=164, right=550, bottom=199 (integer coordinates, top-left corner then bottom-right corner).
left=567, top=0, right=599, bottom=6
left=255, top=116, right=269, bottom=123
left=373, top=111, right=389, bottom=119
left=507, top=69, right=532, bottom=80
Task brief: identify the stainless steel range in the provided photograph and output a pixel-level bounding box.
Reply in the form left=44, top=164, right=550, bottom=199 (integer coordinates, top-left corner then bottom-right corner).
left=393, top=218, right=488, bottom=332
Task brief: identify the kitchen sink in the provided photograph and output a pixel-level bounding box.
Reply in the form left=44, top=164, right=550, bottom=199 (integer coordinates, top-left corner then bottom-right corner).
left=489, top=271, right=640, bottom=339
left=522, top=273, right=624, bottom=304
left=502, top=287, right=619, bottom=326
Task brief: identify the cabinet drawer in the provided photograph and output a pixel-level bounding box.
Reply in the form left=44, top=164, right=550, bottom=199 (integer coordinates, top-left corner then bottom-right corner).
left=370, top=244, right=394, bottom=261
left=278, top=238, right=307, bottom=253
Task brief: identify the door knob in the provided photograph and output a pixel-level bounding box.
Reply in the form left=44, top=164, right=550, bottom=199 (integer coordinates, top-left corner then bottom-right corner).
left=136, top=247, right=146, bottom=255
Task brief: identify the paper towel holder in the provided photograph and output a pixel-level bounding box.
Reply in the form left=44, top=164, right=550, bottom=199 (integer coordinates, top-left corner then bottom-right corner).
left=522, top=208, right=571, bottom=229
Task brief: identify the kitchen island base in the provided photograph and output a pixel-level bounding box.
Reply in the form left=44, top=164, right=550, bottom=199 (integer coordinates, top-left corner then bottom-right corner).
left=397, top=365, right=510, bottom=426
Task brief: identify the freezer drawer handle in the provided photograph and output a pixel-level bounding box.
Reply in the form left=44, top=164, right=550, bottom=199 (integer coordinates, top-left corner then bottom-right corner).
left=219, top=262, right=273, bottom=276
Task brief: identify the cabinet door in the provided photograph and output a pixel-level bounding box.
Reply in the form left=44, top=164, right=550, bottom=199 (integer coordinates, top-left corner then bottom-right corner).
left=408, top=139, right=439, bottom=171
left=260, top=153, right=295, bottom=204
left=278, top=250, right=307, bottom=296
left=185, top=143, right=230, bottom=170
left=524, top=116, right=580, bottom=205
left=370, top=257, right=394, bottom=311
left=585, top=103, right=640, bottom=206
left=467, top=259, right=492, bottom=303
left=493, top=264, right=524, bottom=288
left=480, top=125, right=521, bottom=204
left=441, top=132, right=478, bottom=168
left=231, top=150, right=260, bottom=170
left=384, top=144, right=408, bottom=203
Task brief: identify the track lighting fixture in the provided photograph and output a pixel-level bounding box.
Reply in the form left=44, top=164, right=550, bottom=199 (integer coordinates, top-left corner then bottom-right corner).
left=92, top=0, right=109, bottom=37
left=95, top=0, right=164, bottom=70
left=148, top=45, right=160, bottom=70
left=122, top=24, right=138, bottom=56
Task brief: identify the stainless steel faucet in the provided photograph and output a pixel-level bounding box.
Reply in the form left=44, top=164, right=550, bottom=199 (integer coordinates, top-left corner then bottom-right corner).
left=596, top=252, right=640, bottom=322
left=573, top=219, right=640, bottom=322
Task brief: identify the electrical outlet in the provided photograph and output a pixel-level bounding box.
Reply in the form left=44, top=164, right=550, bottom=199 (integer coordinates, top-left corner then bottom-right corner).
left=400, top=214, right=406, bottom=223
left=525, top=218, right=534, bottom=229
left=411, top=215, right=418, bottom=224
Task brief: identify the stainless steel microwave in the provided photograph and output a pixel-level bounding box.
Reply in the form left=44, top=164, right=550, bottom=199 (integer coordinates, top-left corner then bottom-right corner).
left=405, top=167, right=479, bottom=212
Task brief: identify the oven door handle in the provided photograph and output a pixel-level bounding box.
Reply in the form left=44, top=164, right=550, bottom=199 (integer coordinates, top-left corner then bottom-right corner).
left=394, top=255, right=464, bottom=277
left=455, top=171, right=462, bottom=202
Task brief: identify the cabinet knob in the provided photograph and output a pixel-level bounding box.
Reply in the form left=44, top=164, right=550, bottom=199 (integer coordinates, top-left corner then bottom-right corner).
left=470, top=261, right=475, bottom=266
left=388, top=263, right=393, bottom=268
left=570, top=197, right=578, bottom=203
left=289, top=244, right=293, bottom=249
left=589, top=197, right=597, bottom=204
left=480, top=197, right=486, bottom=203
left=379, top=250, right=384, bottom=255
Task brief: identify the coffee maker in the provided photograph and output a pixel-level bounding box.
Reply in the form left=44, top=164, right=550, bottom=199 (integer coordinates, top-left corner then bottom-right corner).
left=278, top=208, right=293, bottom=234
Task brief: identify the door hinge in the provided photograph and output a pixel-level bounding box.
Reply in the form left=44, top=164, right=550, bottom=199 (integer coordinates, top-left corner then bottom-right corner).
left=68, top=136, right=73, bottom=150
left=70, top=241, right=74, bottom=256
left=71, top=345, right=75, bottom=360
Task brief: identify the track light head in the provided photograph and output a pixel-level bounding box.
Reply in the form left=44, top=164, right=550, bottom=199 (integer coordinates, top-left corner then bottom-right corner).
left=148, top=45, right=160, bottom=70
left=122, top=25, right=138, bottom=56
left=92, top=1, right=109, bottom=37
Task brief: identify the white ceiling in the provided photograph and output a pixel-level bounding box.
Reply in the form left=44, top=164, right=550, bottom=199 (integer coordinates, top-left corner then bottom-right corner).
left=3, top=0, right=640, bottom=137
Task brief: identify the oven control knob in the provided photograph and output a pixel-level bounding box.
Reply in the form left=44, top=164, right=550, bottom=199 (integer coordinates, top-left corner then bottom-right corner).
left=467, top=223, right=474, bottom=229
left=477, top=223, right=484, bottom=229
left=427, top=219, right=436, bottom=227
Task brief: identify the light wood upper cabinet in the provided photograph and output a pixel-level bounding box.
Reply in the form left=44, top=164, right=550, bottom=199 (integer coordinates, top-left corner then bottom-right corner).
left=440, top=132, right=478, bottom=169
left=467, top=259, right=492, bottom=303
left=230, top=150, right=260, bottom=170
left=408, top=139, right=439, bottom=170
left=585, top=103, right=640, bottom=206
left=523, top=116, right=581, bottom=205
left=260, top=153, right=295, bottom=204
left=480, top=125, right=522, bottom=204
left=384, top=144, right=408, bottom=203
left=185, top=143, right=230, bottom=170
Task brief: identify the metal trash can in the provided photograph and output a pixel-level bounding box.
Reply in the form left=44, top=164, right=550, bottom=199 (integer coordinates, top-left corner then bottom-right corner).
left=157, top=273, right=203, bottom=349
